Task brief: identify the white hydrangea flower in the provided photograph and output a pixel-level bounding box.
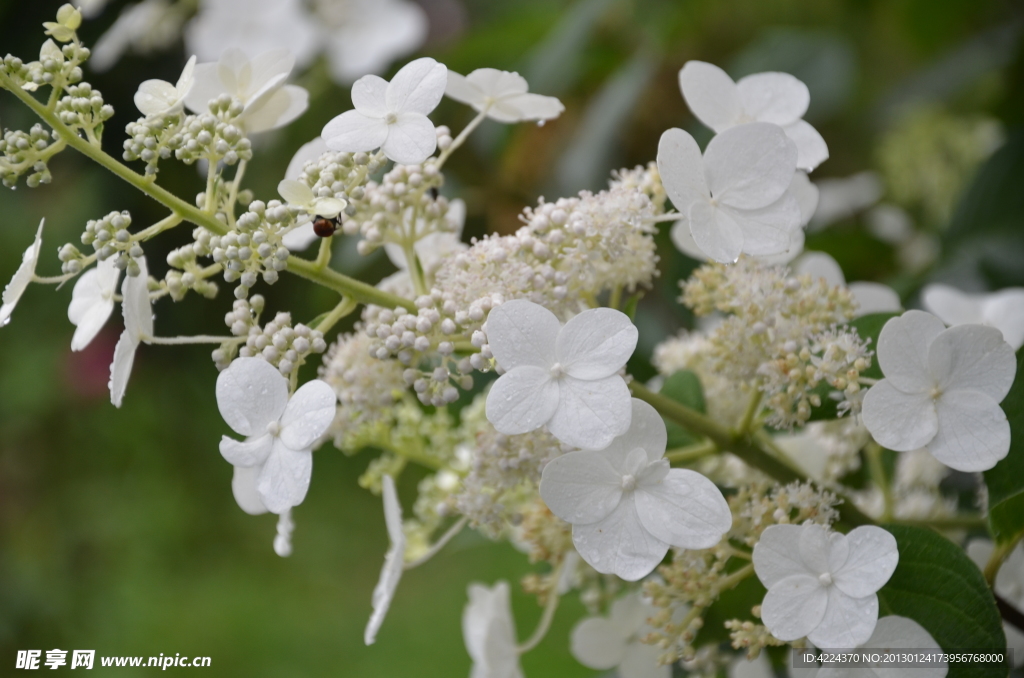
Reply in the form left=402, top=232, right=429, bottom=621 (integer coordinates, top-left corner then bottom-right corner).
left=184, top=48, right=309, bottom=135
left=316, top=0, right=427, bottom=86
left=365, top=474, right=406, bottom=645
left=463, top=581, right=523, bottom=678
left=809, top=171, right=883, bottom=231
left=215, top=357, right=336, bottom=513
left=966, top=539, right=1024, bottom=667
left=90, top=0, right=183, bottom=72
left=280, top=137, right=330, bottom=252
left=484, top=299, right=637, bottom=450
left=798, top=616, right=947, bottom=678
left=657, top=124, right=802, bottom=264
left=322, top=57, right=447, bottom=165
left=752, top=523, right=898, bottom=648
left=793, top=251, right=901, bottom=315
left=670, top=170, right=818, bottom=265
left=570, top=592, right=669, bottom=678
left=109, top=256, right=153, bottom=408
left=68, top=257, right=120, bottom=351
left=185, top=0, right=320, bottom=68
left=0, top=219, right=44, bottom=327
left=861, top=310, right=1016, bottom=472
left=230, top=465, right=269, bottom=515
left=922, top=283, right=1024, bottom=351
left=445, top=68, right=564, bottom=123
left=540, top=399, right=731, bottom=581
left=277, top=179, right=347, bottom=219
left=133, top=55, right=196, bottom=117
left=678, top=60, right=828, bottom=172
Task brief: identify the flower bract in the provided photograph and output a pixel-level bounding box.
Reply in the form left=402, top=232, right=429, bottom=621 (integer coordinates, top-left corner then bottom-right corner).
left=922, top=283, right=1024, bottom=350
left=445, top=68, right=564, bottom=123
left=68, top=257, right=120, bottom=351
left=793, top=251, right=901, bottom=315
left=570, top=592, right=669, bottom=678
left=540, top=398, right=731, bottom=581
left=462, top=580, right=523, bottom=678
left=0, top=219, right=44, bottom=327
left=365, top=474, right=406, bottom=645
left=134, top=55, right=196, bottom=117
left=484, top=299, right=637, bottom=449
left=109, top=256, right=153, bottom=408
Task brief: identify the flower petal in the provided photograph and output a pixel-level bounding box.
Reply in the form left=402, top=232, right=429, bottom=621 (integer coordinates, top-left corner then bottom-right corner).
left=669, top=218, right=707, bottom=261
left=1, top=219, right=44, bottom=327
left=108, top=329, right=139, bottom=408
left=598, top=399, right=668, bottom=461
left=257, top=440, right=313, bottom=513
left=485, top=366, right=559, bottom=435
left=790, top=170, right=820, bottom=226
left=322, top=109, right=390, bottom=153
left=548, top=374, right=632, bottom=450
left=678, top=61, right=741, bottom=132
left=795, top=252, right=845, bottom=286
left=277, top=178, right=314, bottom=206
left=876, top=311, right=946, bottom=393
left=849, top=283, right=902, bottom=315
left=754, top=524, right=815, bottom=588
left=540, top=450, right=624, bottom=524
left=219, top=433, right=273, bottom=467
left=134, top=79, right=178, bottom=115
left=689, top=200, right=744, bottom=264
left=861, top=381, right=938, bottom=452
left=705, top=122, right=796, bottom=210
left=282, top=221, right=317, bottom=252
left=121, top=256, right=153, bottom=340
left=313, top=197, right=346, bottom=219
left=572, top=498, right=668, bottom=581
left=485, top=298, right=560, bottom=369
left=444, top=70, right=485, bottom=106
left=183, top=62, right=222, bottom=113
left=69, top=260, right=119, bottom=351
left=798, top=523, right=835, bottom=576
left=570, top=617, right=628, bottom=669
left=231, top=465, right=268, bottom=515
left=491, top=93, right=564, bottom=122
left=635, top=469, right=731, bottom=549
left=241, top=84, right=308, bottom=134
left=736, top=72, right=809, bottom=125
left=620, top=642, right=672, bottom=678
left=467, top=68, right=529, bottom=98
left=721, top=193, right=802, bottom=256
left=365, top=475, right=406, bottom=645
left=784, top=120, right=830, bottom=172
left=286, top=136, right=329, bottom=180
left=247, top=49, right=296, bottom=101
left=983, top=288, right=1024, bottom=350
left=215, top=357, right=290, bottom=437
left=761, top=573, right=828, bottom=641
left=857, top=616, right=946, bottom=678
left=806, top=587, right=878, bottom=649
left=351, top=74, right=389, bottom=117
left=657, top=127, right=710, bottom=213
left=557, top=307, right=638, bottom=379
left=928, top=389, right=1010, bottom=472
left=833, top=526, right=898, bottom=598
left=280, top=378, right=337, bottom=450
left=386, top=57, right=447, bottom=115
left=380, top=112, right=437, bottom=164
left=928, top=324, right=1015, bottom=402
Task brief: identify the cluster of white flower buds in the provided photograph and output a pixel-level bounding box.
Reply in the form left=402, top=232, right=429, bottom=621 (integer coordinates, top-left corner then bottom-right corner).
left=294, top=150, right=381, bottom=221
left=211, top=200, right=293, bottom=298
left=26, top=41, right=87, bottom=90
left=80, top=210, right=143, bottom=276
left=0, top=123, right=59, bottom=187
left=122, top=113, right=184, bottom=176
left=173, top=96, right=252, bottom=166
left=164, top=239, right=219, bottom=301
left=55, top=82, right=113, bottom=131
left=234, top=310, right=327, bottom=377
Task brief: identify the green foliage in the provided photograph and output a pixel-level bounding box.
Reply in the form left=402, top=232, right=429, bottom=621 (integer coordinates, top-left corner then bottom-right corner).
left=659, top=369, right=706, bottom=448
left=878, top=525, right=1007, bottom=678
left=983, top=348, right=1024, bottom=545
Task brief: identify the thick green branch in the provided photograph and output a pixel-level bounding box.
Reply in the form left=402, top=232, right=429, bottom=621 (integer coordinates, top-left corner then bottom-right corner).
left=629, top=381, right=874, bottom=527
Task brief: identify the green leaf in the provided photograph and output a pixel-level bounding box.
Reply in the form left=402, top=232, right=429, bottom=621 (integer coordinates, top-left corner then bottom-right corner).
left=807, top=312, right=898, bottom=421
left=878, top=525, right=1007, bottom=678
left=983, top=348, right=1024, bottom=545
left=659, top=370, right=706, bottom=448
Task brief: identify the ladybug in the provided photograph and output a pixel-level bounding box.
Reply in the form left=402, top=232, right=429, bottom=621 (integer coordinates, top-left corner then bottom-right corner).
left=312, top=215, right=341, bottom=238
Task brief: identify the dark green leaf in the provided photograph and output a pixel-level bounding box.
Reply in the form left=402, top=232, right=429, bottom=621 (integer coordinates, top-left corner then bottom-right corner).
left=878, top=525, right=1007, bottom=678
left=983, top=348, right=1024, bottom=545
left=659, top=370, right=706, bottom=448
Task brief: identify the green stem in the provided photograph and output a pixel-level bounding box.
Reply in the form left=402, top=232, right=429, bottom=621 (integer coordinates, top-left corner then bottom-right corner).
left=437, top=107, right=489, bottom=168
left=736, top=389, right=763, bottom=435
left=225, top=159, right=247, bottom=224
left=314, top=234, right=333, bottom=271
left=146, top=335, right=243, bottom=345
left=665, top=439, right=718, bottom=464
left=314, top=296, right=358, bottom=334
left=404, top=516, right=469, bottom=569
left=984, top=536, right=1022, bottom=586
left=628, top=381, right=874, bottom=527
left=866, top=442, right=894, bottom=522
left=134, top=213, right=183, bottom=241
left=0, top=70, right=414, bottom=312
left=517, top=559, right=565, bottom=654
left=892, top=516, right=987, bottom=530
left=609, top=285, right=623, bottom=311
left=716, top=563, right=754, bottom=593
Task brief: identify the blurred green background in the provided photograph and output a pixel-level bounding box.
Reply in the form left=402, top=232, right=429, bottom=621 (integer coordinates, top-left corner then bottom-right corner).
left=2, top=0, right=1023, bottom=675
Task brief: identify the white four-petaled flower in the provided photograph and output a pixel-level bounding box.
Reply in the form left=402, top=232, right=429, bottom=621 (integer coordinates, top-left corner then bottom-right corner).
left=540, top=399, right=732, bottom=581
left=862, top=310, right=1016, bottom=472
left=657, top=124, right=802, bottom=264
left=570, top=592, right=668, bottom=678
left=134, top=55, right=196, bottom=117
left=68, top=257, right=120, bottom=351
left=365, top=474, right=406, bottom=645
left=463, top=580, right=523, bottom=678
left=216, top=357, right=336, bottom=514
left=484, top=299, right=637, bottom=450
left=922, top=283, right=1024, bottom=351
left=0, top=219, right=44, bottom=327
left=678, top=60, right=829, bottom=172
left=752, top=523, right=898, bottom=647
left=277, top=179, right=347, bottom=219
left=109, top=256, right=153, bottom=408
left=445, top=68, right=564, bottom=123
left=321, top=57, right=447, bottom=165
left=793, top=251, right=901, bottom=316
left=184, top=48, right=309, bottom=134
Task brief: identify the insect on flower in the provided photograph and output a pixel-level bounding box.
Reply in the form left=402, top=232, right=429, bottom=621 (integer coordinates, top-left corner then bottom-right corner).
left=312, top=215, right=342, bottom=238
